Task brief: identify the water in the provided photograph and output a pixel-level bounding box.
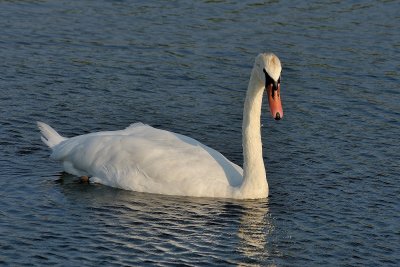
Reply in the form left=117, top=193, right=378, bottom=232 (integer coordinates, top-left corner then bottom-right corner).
left=1, top=0, right=399, bottom=266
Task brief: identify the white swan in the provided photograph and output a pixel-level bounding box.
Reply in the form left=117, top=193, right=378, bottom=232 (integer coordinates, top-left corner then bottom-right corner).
left=38, top=53, right=283, bottom=199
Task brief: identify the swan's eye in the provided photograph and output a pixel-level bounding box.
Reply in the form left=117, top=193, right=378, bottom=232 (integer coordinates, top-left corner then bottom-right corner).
left=263, top=69, right=279, bottom=95
left=263, top=69, right=274, bottom=86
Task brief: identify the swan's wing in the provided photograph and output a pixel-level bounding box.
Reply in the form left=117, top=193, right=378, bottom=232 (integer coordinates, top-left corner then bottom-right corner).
left=51, top=124, right=243, bottom=196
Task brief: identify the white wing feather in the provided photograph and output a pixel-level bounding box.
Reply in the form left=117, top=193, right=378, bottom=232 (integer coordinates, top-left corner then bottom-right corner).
left=46, top=123, right=243, bottom=197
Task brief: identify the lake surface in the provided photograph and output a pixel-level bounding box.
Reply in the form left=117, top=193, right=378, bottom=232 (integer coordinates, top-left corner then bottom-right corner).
left=1, top=0, right=399, bottom=266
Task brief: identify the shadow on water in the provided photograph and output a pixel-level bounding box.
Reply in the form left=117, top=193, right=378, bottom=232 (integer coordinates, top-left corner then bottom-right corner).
left=54, top=172, right=276, bottom=265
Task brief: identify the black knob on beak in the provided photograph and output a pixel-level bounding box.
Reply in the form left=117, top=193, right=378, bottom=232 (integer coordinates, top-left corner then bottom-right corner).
left=275, top=112, right=281, bottom=120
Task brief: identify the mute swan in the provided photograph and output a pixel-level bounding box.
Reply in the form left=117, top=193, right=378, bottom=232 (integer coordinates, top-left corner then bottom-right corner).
left=38, top=53, right=283, bottom=199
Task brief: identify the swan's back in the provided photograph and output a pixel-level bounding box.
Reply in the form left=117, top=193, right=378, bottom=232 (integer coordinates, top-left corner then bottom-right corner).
left=49, top=123, right=243, bottom=197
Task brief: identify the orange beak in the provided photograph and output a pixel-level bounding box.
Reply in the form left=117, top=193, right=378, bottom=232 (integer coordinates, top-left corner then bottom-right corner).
left=267, top=84, right=283, bottom=120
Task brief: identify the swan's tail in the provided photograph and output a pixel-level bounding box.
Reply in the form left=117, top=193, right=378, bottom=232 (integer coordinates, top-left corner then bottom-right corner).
left=37, top=122, right=67, bottom=148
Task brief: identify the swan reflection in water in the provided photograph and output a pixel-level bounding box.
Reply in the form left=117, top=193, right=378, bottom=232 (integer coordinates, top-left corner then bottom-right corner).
left=236, top=200, right=277, bottom=265
left=53, top=173, right=276, bottom=265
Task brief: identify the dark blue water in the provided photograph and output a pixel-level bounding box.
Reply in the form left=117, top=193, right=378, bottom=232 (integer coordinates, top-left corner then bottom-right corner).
left=1, top=0, right=399, bottom=266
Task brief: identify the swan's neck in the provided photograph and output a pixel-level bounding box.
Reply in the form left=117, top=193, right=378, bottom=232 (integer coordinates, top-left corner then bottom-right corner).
left=240, top=69, right=268, bottom=198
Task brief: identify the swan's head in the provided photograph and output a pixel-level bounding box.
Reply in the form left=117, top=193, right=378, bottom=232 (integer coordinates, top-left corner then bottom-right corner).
left=254, top=53, right=283, bottom=120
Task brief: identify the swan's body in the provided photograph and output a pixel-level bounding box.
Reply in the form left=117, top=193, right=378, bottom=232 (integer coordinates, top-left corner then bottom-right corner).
left=38, top=53, right=283, bottom=199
